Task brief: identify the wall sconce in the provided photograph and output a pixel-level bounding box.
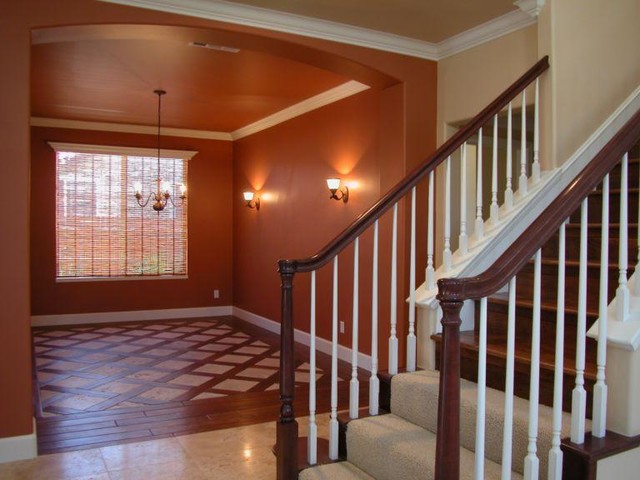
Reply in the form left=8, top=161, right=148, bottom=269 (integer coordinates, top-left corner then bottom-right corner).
left=326, top=178, right=349, bottom=203
left=243, top=191, right=260, bottom=210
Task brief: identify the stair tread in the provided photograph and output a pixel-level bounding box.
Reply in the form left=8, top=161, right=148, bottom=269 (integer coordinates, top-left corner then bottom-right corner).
left=458, top=331, right=597, bottom=378
left=346, top=413, right=522, bottom=480
left=487, top=293, right=599, bottom=318
left=388, top=370, right=577, bottom=480
left=300, top=461, right=374, bottom=480
left=430, top=331, right=596, bottom=377
left=564, top=222, right=639, bottom=228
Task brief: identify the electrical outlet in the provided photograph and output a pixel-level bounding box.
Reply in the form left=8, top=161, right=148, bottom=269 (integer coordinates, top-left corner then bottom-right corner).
left=340, top=321, right=345, bottom=334
left=214, top=289, right=220, bottom=299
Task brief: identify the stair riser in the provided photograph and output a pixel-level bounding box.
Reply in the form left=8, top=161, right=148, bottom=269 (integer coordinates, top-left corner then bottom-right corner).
left=482, top=300, right=600, bottom=357
left=596, top=156, right=640, bottom=187
left=568, top=189, right=639, bottom=224
left=435, top=342, right=595, bottom=417
left=543, top=225, right=638, bottom=263
left=514, top=262, right=632, bottom=314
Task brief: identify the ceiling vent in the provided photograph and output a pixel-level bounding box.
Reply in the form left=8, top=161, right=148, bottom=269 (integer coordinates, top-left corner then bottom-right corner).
left=189, top=42, right=240, bottom=53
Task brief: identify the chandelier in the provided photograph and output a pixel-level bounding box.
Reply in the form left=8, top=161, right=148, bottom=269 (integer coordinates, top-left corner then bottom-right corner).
left=133, top=89, right=187, bottom=212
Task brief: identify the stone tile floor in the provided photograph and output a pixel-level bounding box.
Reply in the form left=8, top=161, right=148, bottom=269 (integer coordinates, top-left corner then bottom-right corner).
left=0, top=415, right=330, bottom=479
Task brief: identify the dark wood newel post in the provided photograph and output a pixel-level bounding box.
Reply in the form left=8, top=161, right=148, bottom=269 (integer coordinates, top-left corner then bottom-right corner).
left=435, top=283, right=463, bottom=480
left=277, top=260, right=298, bottom=480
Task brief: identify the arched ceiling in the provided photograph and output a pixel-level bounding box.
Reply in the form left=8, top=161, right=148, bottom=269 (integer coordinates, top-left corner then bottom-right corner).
left=31, top=25, right=396, bottom=133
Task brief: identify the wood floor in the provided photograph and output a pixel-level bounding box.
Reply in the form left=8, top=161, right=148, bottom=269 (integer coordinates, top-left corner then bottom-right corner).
left=33, top=316, right=362, bottom=454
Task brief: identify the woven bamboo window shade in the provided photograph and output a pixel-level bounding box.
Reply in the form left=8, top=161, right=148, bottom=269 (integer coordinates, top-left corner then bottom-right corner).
left=51, top=143, right=195, bottom=279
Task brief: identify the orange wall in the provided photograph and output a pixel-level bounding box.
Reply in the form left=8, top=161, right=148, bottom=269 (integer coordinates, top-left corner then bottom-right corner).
left=30, top=127, right=233, bottom=315
left=233, top=87, right=411, bottom=364
left=2, top=0, right=436, bottom=439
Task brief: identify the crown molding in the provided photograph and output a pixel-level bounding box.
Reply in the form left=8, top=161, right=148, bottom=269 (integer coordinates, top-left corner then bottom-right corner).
left=436, top=9, right=536, bottom=59
left=514, top=0, right=546, bottom=18
left=99, top=0, right=535, bottom=61
left=32, top=81, right=368, bottom=140
left=31, top=117, right=233, bottom=141
left=231, top=80, right=369, bottom=140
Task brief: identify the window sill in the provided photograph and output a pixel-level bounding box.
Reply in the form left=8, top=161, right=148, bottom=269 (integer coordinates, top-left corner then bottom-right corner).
left=56, top=275, right=188, bottom=283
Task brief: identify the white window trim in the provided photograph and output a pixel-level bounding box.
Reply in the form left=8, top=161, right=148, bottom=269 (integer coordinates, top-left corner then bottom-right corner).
left=48, top=142, right=198, bottom=161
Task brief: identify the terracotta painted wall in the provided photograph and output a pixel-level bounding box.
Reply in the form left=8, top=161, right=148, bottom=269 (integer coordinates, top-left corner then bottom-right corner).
left=233, top=87, right=408, bottom=364
left=3, top=0, right=436, bottom=439
left=30, top=127, right=233, bottom=315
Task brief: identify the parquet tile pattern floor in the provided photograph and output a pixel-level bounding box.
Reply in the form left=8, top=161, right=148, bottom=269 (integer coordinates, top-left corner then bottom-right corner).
left=32, top=316, right=354, bottom=454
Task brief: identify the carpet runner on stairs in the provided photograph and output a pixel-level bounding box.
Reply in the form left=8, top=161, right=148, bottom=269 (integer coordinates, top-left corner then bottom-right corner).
left=301, top=369, right=579, bottom=480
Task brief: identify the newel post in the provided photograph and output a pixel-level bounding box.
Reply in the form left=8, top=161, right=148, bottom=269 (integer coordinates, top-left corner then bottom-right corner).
left=277, top=260, right=298, bottom=480
left=435, top=280, right=464, bottom=480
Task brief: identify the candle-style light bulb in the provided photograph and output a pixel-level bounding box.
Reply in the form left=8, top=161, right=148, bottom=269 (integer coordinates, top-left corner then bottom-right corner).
left=134, top=182, right=142, bottom=195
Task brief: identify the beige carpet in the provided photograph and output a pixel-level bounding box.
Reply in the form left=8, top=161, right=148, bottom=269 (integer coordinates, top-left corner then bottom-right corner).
left=301, top=369, right=580, bottom=479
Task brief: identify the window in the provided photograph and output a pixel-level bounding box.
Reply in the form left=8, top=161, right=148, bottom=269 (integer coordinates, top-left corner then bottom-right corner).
left=51, top=143, right=195, bottom=279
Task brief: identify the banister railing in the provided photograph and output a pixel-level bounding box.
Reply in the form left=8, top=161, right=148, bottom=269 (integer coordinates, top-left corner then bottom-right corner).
left=276, top=56, right=550, bottom=480
left=279, top=56, right=550, bottom=275
left=437, top=108, right=640, bottom=480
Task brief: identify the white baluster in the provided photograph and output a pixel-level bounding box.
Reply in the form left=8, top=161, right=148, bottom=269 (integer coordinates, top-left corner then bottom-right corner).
left=617, top=153, right=630, bottom=321
left=350, top=238, right=360, bottom=419
left=389, top=204, right=399, bottom=375
left=501, top=276, right=517, bottom=480
left=548, top=221, right=567, bottom=480
left=491, top=115, right=499, bottom=224
left=444, top=156, right=453, bottom=271
left=505, top=102, right=514, bottom=209
left=593, top=175, right=610, bottom=437
left=407, top=187, right=417, bottom=372
left=571, top=199, right=588, bottom=444
left=369, top=220, right=380, bottom=416
left=426, top=171, right=436, bottom=290
left=474, top=297, right=488, bottom=480
left=532, top=78, right=541, bottom=183
left=329, top=256, right=339, bottom=459
left=476, top=128, right=484, bottom=240
left=460, top=143, right=469, bottom=255
left=308, top=270, right=317, bottom=465
left=519, top=90, right=528, bottom=196
left=525, top=250, right=542, bottom=480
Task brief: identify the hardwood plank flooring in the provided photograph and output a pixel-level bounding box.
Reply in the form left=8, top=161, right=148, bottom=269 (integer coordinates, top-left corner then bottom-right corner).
left=33, top=316, right=364, bottom=454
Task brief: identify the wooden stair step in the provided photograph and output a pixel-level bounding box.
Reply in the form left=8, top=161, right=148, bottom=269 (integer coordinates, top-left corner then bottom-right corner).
left=482, top=296, right=600, bottom=350
left=432, top=332, right=596, bottom=416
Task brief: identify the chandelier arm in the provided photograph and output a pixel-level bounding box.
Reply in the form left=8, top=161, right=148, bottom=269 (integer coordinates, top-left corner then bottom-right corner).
left=136, top=192, right=154, bottom=208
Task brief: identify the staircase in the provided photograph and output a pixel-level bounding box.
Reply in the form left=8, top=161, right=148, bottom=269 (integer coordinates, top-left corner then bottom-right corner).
left=433, top=150, right=639, bottom=416
left=299, top=370, right=573, bottom=480
left=275, top=52, right=640, bottom=479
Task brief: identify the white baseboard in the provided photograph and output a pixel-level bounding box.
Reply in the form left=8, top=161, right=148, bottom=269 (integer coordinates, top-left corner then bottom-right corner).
left=0, top=419, right=37, bottom=464
left=31, top=306, right=233, bottom=327
left=232, top=307, right=372, bottom=371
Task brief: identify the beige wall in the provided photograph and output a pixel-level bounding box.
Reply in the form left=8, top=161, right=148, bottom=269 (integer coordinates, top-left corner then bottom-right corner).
left=437, top=25, right=538, bottom=146
left=598, top=445, right=640, bottom=479
left=434, top=25, right=538, bottom=264
left=542, top=0, right=640, bottom=166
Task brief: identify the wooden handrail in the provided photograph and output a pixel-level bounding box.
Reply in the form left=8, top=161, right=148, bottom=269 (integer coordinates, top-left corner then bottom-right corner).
left=276, top=56, right=551, bottom=480
left=437, top=107, right=640, bottom=303
left=278, top=56, right=549, bottom=274
left=432, top=98, right=640, bottom=480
